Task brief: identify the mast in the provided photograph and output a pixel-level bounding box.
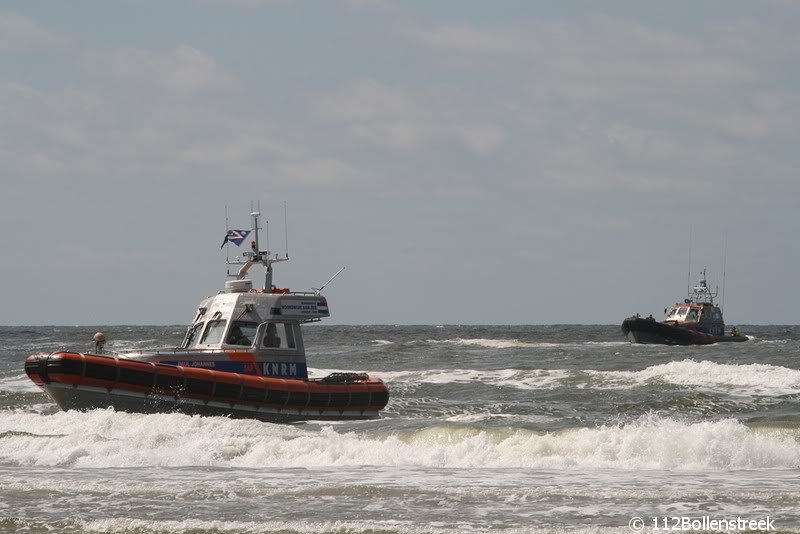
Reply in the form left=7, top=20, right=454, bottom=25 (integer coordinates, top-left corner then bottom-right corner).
left=721, top=235, right=727, bottom=312
left=687, top=226, right=692, bottom=298
left=226, top=208, right=289, bottom=290
left=689, top=268, right=718, bottom=305
left=251, top=211, right=260, bottom=253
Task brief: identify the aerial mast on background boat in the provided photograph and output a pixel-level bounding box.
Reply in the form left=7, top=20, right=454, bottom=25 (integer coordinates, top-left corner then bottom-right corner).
left=721, top=234, right=727, bottom=312
left=687, top=225, right=693, bottom=298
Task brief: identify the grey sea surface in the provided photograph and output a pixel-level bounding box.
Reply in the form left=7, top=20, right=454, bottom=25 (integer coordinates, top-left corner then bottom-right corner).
left=1, top=324, right=800, bottom=533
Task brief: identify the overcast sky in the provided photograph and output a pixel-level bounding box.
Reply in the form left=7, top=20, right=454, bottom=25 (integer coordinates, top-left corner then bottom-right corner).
left=1, top=1, right=798, bottom=325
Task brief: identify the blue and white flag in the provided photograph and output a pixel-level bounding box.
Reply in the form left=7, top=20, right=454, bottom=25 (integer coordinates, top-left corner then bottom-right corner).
left=220, top=229, right=251, bottom=248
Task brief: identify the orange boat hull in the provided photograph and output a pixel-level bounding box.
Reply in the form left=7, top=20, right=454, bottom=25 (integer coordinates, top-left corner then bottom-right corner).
left=25, top=352, right=389, bottom=421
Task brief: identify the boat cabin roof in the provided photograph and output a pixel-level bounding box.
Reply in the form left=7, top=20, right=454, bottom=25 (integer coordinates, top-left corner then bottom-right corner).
left=194, top=289, right=329, bottom=325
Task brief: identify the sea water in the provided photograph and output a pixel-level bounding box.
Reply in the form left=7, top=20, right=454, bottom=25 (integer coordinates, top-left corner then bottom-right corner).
left=1, top=325, right=799, bottom=533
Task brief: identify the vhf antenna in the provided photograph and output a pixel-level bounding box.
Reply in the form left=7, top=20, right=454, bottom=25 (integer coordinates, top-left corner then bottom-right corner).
left=283, top=200, right=289, bottom=259
left=225, top=204, right=230, bottom=276
left=687, top=225, right=693, bottom=297
left=721, top=233, right=727, bottom=311
left=314, top=267, right=346, bottom=295
left=262, top=199, right=270, bottom=254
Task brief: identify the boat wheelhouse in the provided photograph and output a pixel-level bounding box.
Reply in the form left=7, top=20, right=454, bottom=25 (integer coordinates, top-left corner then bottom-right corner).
left=662, top=272, right=725, bottom=336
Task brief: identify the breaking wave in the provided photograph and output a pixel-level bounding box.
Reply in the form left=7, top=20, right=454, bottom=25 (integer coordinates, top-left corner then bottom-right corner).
left=0, top=373, right=40, bottom=394
left=434, top=338, right=539, bottom=349
left=312, top=359, right=800, bottom=395
left=587, top=359, right=800, bottom=396
left=0, top=518, right=639, bottom=534
left=368, top=368, right=571, bottom=390
left=1, top=411, right=798, bottom=470
left=427, top=338, right=628, bottom=349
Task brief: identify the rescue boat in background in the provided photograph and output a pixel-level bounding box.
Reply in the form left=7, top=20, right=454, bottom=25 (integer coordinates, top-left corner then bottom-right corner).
left=25, top=210, right=389, bottom=421
left=621, top=270, right=748, bottom=345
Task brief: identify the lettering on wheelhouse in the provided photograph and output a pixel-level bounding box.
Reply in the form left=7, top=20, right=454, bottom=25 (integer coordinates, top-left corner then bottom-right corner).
left=279, top=301, right=327, bottom=315
left=166, top=360, right=305, bottom=377
left=262, top=362, right=299, bottom=377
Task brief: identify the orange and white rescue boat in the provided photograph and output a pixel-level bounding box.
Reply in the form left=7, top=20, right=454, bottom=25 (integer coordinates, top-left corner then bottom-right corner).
left=24, top=209, right=389, bottom=421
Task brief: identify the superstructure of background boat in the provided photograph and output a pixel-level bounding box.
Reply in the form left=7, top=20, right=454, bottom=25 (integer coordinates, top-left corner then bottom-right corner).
left=622, top=269, right=747, bottom=345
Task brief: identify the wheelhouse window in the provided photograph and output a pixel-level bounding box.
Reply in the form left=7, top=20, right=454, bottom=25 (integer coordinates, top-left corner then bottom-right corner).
left=686, top=309, right=698, bottom=321
left=667, top=308, right=679, bottom=318
left=226, top=321, right=259, bottom=346
left=261, top=322, right=295, bottom=350
left=183, top=322, right=204, bottom=348
left=677, top=308, right=689, bottom=317
left=199, top=319, right=227, bottom=345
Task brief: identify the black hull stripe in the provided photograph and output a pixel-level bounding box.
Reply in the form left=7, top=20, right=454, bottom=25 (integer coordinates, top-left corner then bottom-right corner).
left=25, top=353, right=390, bottom=410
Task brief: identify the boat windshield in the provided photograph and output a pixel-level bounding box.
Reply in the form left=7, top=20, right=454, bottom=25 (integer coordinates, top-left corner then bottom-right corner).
left=261, top=322, right=295, bottom=350
left=226, top=321, right=259, bottom=346
left=686, top=309, right=698, bottom=321
left=677, top=308, right=688, bottom=317
left=184, top=322, right=204, bottom=348
left=199, top=319, right=227, bottom=345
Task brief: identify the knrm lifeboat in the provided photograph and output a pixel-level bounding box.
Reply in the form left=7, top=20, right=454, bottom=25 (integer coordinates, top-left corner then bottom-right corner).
left=25, top=210, right=389, bottom=421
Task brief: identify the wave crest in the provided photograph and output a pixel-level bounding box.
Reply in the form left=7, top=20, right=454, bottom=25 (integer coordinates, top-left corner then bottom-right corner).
left=1, top=412, right=798, bottom=470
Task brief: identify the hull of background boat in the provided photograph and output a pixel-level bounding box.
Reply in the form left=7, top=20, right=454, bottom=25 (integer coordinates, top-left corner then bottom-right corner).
left=25, top=352, right=389, bottom=421
left=621, top=317, right=748, bottom=346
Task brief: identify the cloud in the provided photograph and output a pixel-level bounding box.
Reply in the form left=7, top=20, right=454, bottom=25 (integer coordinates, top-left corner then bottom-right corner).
left=278, top=157, right=383, bottom=189
left=2, top=11, right=797, bottom=202
left=311, top=79, right=414, bottom=121
left=83, top=45, right=237, bottom=93
left=0, top=11, right=66, bottom=49
left=398, top=16, right=800, bottom=193
left=311, top=79, right=506, bottom=155
left=409, top=17, right=761, bottom=98
left=344, top=0, right=393, bottom=10
left=459, top=126, right=504, bottom=154
left=0, top=45, right=291, bottom=184
left=191, top=0, right=289, bottom=7
left=410, top=24, right=529, bottom=55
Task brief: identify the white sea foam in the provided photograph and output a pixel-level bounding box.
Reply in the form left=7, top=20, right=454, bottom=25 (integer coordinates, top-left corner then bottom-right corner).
left=435, top=338, right=539, bottom=349
left=371, top=339, right=395, bottom=345
left=19, top=518, right=629, bottom=534
left=427, top=338, right=629, bottom=349
left=1, top=518, right=695, bottom=534
left=313, top=359, right=800, bottom=395
left=0, top=373, right=41, bottom=393
left=587, top=359, right=800, bottom=396
left=12, top=518, right=437, bottom=534
left=754, top=337, right=787, bottom=344
left=310, top=367, right=571, bottom=390
left=1, top=411, right=798, bottom=470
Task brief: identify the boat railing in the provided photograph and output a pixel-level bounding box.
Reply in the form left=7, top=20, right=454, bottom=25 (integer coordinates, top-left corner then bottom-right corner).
left=112, top=347, right=233, bottom=357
